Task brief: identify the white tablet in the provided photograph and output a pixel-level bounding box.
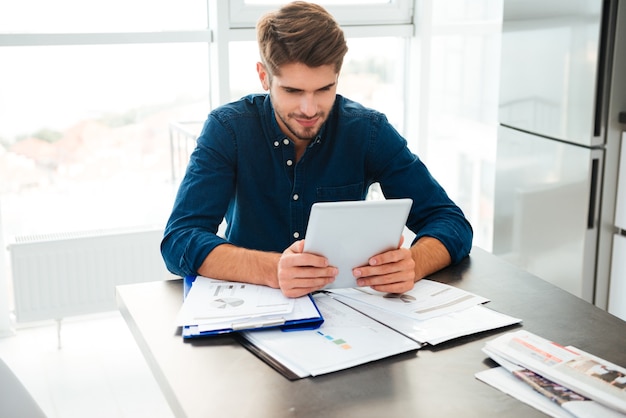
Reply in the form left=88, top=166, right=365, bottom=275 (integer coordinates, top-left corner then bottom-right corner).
left=303, top=198, right=412, bottom=289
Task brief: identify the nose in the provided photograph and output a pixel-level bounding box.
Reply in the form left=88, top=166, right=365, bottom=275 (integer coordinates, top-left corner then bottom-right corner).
left=300, top=93, right=318, bottom=117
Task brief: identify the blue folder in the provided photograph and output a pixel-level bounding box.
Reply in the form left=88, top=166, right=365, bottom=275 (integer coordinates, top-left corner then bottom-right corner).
left=181, top=276, right=324, bottom=339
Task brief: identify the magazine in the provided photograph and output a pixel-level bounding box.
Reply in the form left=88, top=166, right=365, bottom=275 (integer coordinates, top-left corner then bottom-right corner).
left=476, top=367, right=625, bottom=418
left=482, top=330, right=626, bottom=415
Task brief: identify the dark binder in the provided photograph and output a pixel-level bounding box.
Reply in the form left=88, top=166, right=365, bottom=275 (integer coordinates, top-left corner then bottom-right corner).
left=181, top=276, right=324, bottom=339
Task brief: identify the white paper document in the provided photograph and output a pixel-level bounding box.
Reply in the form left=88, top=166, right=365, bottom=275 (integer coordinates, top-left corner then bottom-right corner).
left=329, top=279, right=489, bottom=320
left=176, top=277, right=295, bottom=327
left=241, top=293, right=421, bottom=378
left=326, top=279, right=520, bottom=345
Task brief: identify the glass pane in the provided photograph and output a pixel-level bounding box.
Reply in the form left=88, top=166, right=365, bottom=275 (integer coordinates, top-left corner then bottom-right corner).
left=340, top=37, right=406, bottom=132
left=0, top=44, right=210, bottom=238
left=419, top=0, right=503, bottom=250
left=229, top=42, right=265, bottom=101
left=432, top=0, right=502, bottom=23
left=228, top=37, right=406, bottom=132
left=0, top=0, right=208, bottom=33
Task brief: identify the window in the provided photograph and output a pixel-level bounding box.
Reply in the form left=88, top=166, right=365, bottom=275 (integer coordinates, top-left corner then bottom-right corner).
left=0, top=1, right=211, bottom=239
left=0, top=43, right=210, bottom=237
left=411, top=0, right=503, bottom=250
left=1, top=0, right=503, bottom=249
left=0, top=0, right=412, bottom=240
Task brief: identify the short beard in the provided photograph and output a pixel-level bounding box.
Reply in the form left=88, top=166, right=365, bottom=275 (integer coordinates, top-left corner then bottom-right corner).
left=276, top=110, right=320, bottom=141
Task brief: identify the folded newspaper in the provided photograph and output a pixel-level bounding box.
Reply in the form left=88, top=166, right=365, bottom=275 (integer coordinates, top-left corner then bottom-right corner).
left=480, top=330, right=626, bottom=416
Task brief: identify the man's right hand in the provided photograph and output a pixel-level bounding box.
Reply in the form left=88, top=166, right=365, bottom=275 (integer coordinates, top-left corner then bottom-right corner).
left=277, top=240, right=338, bottom=298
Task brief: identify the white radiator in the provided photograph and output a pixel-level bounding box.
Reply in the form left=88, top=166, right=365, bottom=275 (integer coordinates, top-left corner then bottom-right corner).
left=7, top=227, right=170, bottom=323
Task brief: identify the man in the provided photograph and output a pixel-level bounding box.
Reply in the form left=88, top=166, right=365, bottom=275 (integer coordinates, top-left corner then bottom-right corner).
left=161, top=1, right=472, bottom=298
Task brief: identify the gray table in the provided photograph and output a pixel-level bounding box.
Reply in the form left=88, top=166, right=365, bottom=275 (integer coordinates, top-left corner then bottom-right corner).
left=116, top=247, right=626, bottom=418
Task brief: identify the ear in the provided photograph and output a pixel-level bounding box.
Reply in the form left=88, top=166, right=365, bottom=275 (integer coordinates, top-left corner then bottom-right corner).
left=256, top=62, right=270, bottom=91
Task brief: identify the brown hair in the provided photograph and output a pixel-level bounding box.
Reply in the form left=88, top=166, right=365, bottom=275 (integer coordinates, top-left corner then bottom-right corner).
left=256, top=1, right=348, bottom=77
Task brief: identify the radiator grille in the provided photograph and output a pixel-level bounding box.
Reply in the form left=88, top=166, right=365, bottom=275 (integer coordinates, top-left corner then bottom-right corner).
left=8, top=227, right=170, bottom=322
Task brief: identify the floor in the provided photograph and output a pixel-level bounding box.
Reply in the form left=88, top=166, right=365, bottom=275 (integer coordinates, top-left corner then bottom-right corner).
left=0, top=311, right=174, bottom=418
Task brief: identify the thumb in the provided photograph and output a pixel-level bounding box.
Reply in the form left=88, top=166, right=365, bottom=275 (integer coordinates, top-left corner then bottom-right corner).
left=290, top=239, right=306, bottom=254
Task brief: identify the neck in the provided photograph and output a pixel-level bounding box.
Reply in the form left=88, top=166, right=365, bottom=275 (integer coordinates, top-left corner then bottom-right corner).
left=293, top=139, right=310, bottom=162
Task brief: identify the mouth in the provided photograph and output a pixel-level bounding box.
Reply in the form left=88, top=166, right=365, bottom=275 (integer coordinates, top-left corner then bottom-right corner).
left=294, top=116, right=319, bottom=128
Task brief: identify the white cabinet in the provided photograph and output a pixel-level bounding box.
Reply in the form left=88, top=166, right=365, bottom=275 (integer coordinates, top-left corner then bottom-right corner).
left=609, top=235, right=626, bottom=320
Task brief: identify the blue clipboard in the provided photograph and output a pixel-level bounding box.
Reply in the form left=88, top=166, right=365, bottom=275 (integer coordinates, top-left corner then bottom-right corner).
left=181, top=276, right=324, bottom=339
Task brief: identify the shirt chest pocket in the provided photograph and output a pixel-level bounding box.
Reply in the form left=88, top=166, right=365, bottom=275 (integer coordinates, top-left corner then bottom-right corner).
left=316, top=182, right=365, bottom=202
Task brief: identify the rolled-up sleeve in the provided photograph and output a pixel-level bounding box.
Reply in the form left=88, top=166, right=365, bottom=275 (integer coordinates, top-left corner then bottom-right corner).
left=366, top=114, right=473, bottom=264
left=160, top=115, right=235, bottom=277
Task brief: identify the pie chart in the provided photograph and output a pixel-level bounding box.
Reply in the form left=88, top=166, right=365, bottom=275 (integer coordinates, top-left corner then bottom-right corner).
left=210, top=297, right=245, bottom=309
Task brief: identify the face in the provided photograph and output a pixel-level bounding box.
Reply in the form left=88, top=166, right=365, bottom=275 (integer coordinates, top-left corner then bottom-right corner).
left=257, top=62, right=338, bottom=143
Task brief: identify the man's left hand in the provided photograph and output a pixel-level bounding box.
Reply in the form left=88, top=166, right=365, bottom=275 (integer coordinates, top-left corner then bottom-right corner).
left=352, top=236, right=416, bottom=293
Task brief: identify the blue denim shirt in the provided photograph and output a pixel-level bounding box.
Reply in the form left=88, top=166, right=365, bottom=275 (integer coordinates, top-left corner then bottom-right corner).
left=161, top=94, right=472, bottom=277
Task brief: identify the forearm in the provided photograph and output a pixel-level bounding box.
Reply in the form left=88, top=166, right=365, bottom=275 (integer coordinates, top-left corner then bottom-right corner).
left=410, top=236, right=452, bottom=281
left=197, top=243, right=281, bottom=288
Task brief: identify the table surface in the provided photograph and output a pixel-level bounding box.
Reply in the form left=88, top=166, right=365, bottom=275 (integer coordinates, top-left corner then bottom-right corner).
left=0, top=358, right=46, bottom=418
left=116, top=247, right=626, bottom=418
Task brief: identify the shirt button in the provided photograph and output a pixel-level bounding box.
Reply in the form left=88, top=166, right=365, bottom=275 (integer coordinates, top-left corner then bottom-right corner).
left=293, top=194, right=299, bottom=201
left=283, top=138, right=290, bottom=145
left=273, top=141, right=279, bottom=147
left=286, top=159, right=293, bottom=166
left=293, top=232, right=300, bottom=239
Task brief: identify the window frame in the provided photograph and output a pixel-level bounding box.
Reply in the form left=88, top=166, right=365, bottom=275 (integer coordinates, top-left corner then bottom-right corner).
left=228, top=0, right=414, bottom=28
left=0, top=31, right=212, bottom=47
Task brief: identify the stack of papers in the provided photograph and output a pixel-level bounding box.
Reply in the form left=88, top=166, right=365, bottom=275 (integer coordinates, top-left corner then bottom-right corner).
left=241, top=293, right=421, bottom=379
left=176, top=277, right=323, bottom=337
left=174, top=277, right=522, bottom=379
left=240, top=280, right=520, bottom=379
left=477, top=330, right=626, bottom=417
left=327, top=279, right=521, bottom=346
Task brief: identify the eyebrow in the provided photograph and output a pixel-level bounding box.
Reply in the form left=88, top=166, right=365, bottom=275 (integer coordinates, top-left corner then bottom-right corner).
left=282, top=82, right=336, bottom=92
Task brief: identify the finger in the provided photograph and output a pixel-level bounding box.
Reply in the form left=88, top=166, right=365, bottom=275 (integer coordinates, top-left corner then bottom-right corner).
left=368, top=247, right=410, bottom=267
left=290, top=239, right=306, bottom=254
left=277, top=263, right=337, bottom=292
left=282, top=284, right=325, bottom=298
left=356, top=268, right=414, bottom=287
left=360, top=250, right=414, bottom=277
left=281, top=253, right=331, bottom=270
left=280, top=274, right=336, bottom=297
left=369, top=280, right=414, bottom=294
left=285, top=266, right=338, bottom=280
